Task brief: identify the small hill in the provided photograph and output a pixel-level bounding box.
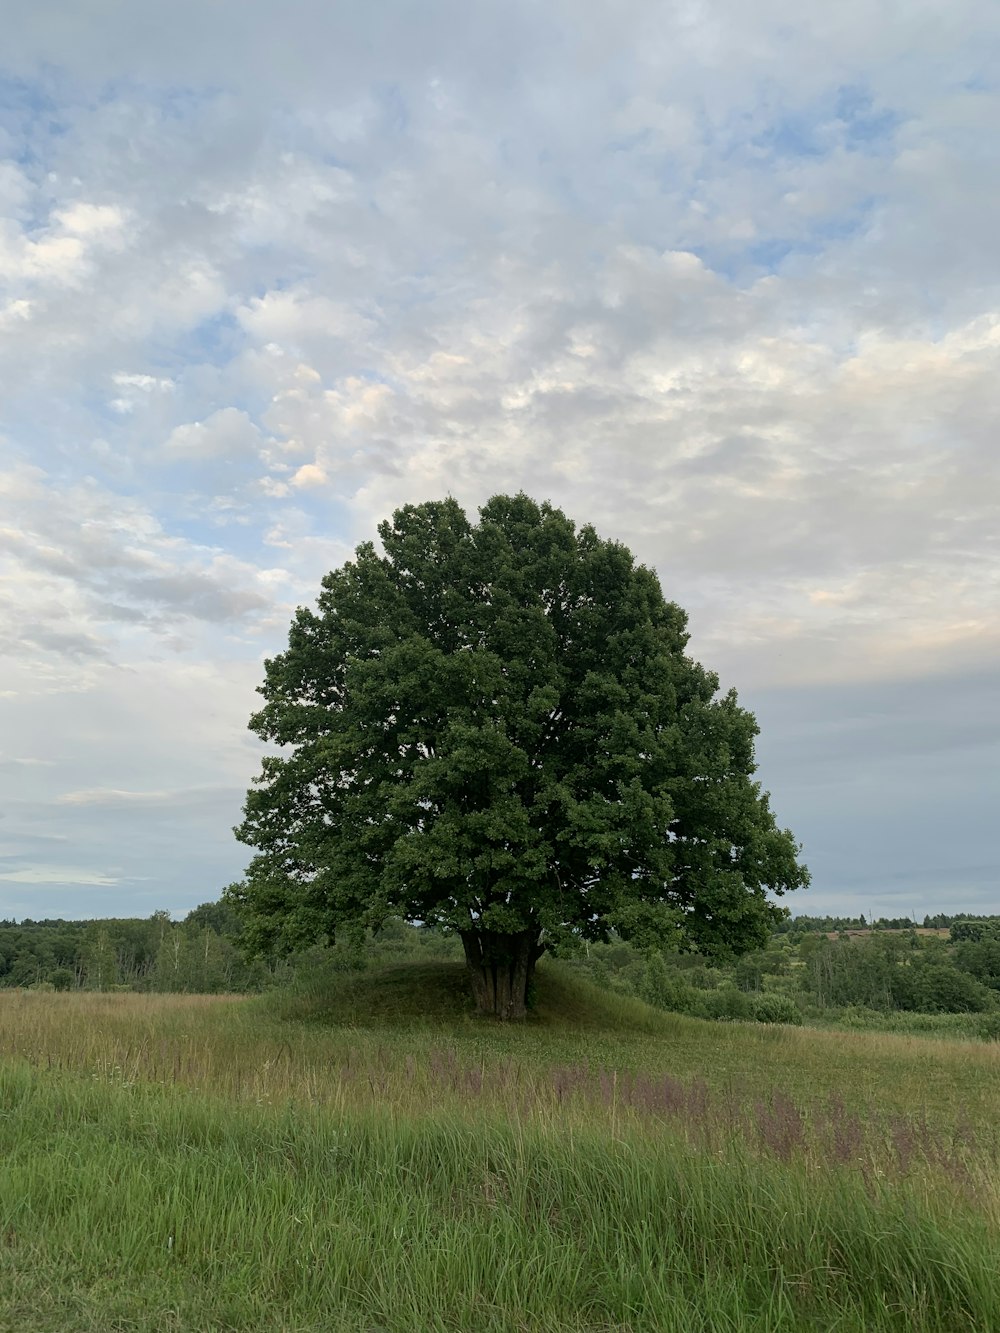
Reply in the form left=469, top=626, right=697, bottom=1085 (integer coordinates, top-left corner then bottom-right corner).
left=267, top=957, right=681, bottom=1034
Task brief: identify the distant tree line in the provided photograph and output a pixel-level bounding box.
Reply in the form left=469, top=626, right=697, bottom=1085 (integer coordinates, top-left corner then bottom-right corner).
left=0, top=903, right=266, bottom=993
left=3, top=908, right=1000, bottom=1038
left=555, top=916, right=1000, bottom=1031
left=0, top=903, right=461, bottom=993
left=772, top=913, right=992, bottom=934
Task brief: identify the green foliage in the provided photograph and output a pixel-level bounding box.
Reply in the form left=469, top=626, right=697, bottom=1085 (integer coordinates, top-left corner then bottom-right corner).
left=805, top=934, right=900, bottom=1010
left=231, top=493, right=808, bottom=991
left=552, top=937, right=805, bottom=1026
left=0, top=908, right=262, bottom=995
left=957, top=936, right=1000, bottom=988
left=546, top=921, right=1000, bottom=1033
left=901, top=963, right=992, bottom=1014
left=3, top=907, right=999, bottom=1043
left=702, top=984, right=753, bottom=1021
left=974, top=1012, right=1000, bottom=1041
left=746, top=991, right=803, bottom=1025
left=951, top=918, right=1000, bottom=944
left=801, top=934, right=999, bottom=1016
left=184, top=899, right=245, bottom=939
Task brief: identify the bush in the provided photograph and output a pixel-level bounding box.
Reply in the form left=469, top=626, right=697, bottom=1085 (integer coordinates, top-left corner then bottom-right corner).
left=748, top=992, right=802, bottom=1025
left=906, top=963, right=992, bottom=1014
left=974, top=1012, right=1000, bottom=1041
left=638, top=953, right=693, bottom=1012
left=283, top=940, right=370, bottom=998
left=703, top=987, right=753, bottom=1021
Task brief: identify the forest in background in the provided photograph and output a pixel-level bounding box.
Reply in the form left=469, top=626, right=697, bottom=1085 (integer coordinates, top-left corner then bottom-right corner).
left=3, top=906, right=1000, bottom=1038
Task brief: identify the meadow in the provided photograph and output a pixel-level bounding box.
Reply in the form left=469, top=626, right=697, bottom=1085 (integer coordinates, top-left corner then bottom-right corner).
left=2, top=961, right=999, bottom=1331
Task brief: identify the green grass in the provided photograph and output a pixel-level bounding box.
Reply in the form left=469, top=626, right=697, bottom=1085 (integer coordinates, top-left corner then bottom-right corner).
left=267, top=958, right=1000, bottom=1125
left=2, top=1060, right=998, bottom=1333
left=2, top=962, right=1000, bottom=1330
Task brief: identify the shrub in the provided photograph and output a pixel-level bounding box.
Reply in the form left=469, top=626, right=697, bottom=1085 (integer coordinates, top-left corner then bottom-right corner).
left=703, top=986, right=753, bottom=1021
left=907, top=963, right=992, bottom=1014
left=748, top=992, right=802, bottom=1025
left=974, top=1012, right=1000, bottom=1041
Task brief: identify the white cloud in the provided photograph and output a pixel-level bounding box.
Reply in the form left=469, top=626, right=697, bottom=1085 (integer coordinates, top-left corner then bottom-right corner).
left=0, top=298, right=33, bottom=328
left=54, top=201, right=128, bottom=239
left=239, top=288, right=370, bottom=338
left=57, top=785, right=240, bottom=809
left=164, top=407, right=264, bottom=460
left=0, top=200, right=128, bottom=291
left=0, top=225, right=84, bottom=284
left=112, top=372, right=175, bottom=392
left=0, top=0, right=998, bottom=915
left=290, top=462, right=327, bottom=489
left=0, top=866, right=120, bottom=886
left=57, top=788, right=176, bottom=807
left=0, top=464, right=281, bottom=696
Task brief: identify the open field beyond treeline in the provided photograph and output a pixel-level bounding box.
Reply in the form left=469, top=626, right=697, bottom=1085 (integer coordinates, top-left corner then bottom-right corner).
left=2, top=962, right=1000, bottom=1331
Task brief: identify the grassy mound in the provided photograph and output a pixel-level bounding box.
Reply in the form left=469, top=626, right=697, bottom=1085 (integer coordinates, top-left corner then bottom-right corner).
left=275, top=958, right=476, bottom=1024
left=268, top=955, right=682, bottom=1034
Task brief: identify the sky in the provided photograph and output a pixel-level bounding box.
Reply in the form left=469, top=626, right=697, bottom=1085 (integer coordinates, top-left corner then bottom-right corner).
left=0, top=1, right=997, bottom=925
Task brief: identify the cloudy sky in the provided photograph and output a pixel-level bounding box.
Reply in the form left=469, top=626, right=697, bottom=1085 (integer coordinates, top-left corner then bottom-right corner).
left=1, top=1, right=996, bottom=924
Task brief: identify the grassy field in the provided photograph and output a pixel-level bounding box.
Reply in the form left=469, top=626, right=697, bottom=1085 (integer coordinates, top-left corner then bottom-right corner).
left=2, top=962, right=999, bottom=1331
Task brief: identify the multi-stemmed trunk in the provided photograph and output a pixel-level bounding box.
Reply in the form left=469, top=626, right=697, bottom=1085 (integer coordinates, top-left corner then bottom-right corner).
left=460, top=928, right=544, bottom=1020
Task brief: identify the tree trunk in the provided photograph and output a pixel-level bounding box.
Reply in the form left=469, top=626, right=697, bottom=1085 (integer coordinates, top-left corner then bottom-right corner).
left=460, top=928, right=544, bottom=1020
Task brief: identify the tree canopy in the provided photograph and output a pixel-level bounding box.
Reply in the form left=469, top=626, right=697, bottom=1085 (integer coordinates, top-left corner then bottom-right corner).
left=230, top=493, right=808, bottom=1017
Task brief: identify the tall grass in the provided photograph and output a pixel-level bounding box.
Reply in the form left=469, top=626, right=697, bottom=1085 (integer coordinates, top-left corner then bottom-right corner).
left=2, top=965, right=1000, bottom=1329
left=2, top=965, right=998, bottom=1128
left=2, top=1059, right=998, bottom=1332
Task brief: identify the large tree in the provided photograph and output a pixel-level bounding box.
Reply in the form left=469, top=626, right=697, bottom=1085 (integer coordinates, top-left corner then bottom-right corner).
left=230, top=494, right=808, bottom=1018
